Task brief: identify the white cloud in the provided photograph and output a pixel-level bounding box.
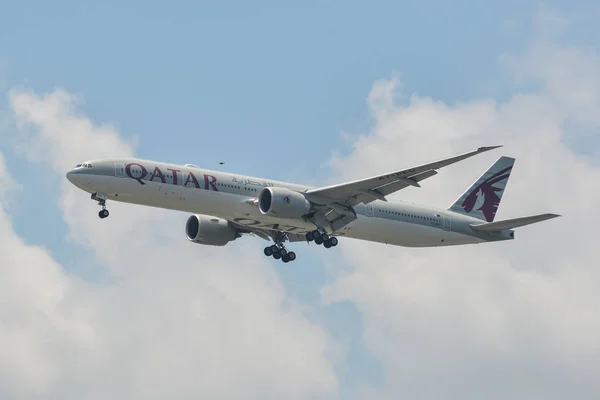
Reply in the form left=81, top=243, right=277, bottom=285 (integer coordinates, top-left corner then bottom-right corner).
left=1, top=90, right=338, bottom=399
left=322, top=6, right=600, bottom=400
left=0, top=152, right=20, bottom=202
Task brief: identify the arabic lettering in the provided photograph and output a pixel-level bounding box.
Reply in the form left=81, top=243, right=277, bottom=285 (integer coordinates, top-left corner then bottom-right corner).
left=231, top=177, right=274, bottom=187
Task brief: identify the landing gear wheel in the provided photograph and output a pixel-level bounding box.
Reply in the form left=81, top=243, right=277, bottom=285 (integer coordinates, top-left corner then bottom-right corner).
left=92, top=193, right=110, bottom=219
left=321, top=233, right=329, bottom=242
left=330, top=237, right=338, bottom=246
left=305, top=232, right=314, bottom=242
left=267, top=230, right=298, bottom=262
left=324, top=240, right=332, bottom=249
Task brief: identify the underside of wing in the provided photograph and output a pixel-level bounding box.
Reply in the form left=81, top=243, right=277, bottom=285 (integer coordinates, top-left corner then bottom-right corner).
left=228, top=219, right=307, bottom=243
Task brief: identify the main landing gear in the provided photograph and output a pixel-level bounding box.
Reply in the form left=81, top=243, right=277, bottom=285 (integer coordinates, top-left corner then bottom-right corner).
left=263, top=231, right=297, bottom=263
left=264, top=230, right=339, bottom=263
left=305, top=230, right=338, bottom=249
left=264, top=244, right=297, bottom=263
left=92, top=192, right=110, bottom=219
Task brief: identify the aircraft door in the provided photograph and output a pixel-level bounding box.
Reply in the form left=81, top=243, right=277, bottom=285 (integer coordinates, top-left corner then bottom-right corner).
left=365, top=203, right=374, bottom=217
left=115, top=163, right=125, bottom=177
left=442, top=215, right=451, bottom=231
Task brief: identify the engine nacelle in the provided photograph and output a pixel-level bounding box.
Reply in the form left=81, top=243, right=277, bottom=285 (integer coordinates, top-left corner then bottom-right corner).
left=185, top=214, right=239, bottom=246
left=258, top=187, right=311, bottom=219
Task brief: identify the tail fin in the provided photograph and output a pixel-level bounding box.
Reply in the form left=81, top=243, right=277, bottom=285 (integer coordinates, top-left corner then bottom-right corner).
left=448, top=156, right=515, bottom=222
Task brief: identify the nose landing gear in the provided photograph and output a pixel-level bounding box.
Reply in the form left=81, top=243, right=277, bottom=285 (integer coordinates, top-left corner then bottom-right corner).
left=92, top=192, right=110, bottom=219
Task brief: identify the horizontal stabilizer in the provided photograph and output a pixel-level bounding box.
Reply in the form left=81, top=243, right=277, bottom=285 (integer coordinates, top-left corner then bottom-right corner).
left=469, top=213, right=561, bottom=232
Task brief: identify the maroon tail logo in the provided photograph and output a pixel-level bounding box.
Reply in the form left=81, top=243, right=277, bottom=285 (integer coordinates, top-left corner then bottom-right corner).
left=462, top=166, right=512, bottom=222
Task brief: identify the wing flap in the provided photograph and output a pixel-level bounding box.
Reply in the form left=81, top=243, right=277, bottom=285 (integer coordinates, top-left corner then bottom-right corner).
left=355, top=170, right=439, bottom=203
left=469, top=213, right=561, bottom=232
left=369, top=170, right=438, bottom=199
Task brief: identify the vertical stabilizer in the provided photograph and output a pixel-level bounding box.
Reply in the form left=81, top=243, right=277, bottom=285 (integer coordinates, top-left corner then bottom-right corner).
left=448, top=156, right=515, bottom=222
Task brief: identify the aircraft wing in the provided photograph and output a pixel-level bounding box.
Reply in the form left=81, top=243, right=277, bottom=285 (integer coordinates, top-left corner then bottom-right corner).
left=306, top=146, right=501, bottom=205
left=303, top=146, right=502, bottom=232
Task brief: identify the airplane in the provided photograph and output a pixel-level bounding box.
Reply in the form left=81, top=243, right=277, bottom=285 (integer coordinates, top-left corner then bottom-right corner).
left=66, top=145, right=560, bottom=263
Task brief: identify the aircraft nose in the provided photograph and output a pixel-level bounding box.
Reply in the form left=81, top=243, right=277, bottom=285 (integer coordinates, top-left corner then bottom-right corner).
left=66, top=170, right=76, bottom=183
left=66, top=169, right=86, bottom=186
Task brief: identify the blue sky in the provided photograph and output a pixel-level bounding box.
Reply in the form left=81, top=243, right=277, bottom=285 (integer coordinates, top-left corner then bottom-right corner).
left=1, top=1, right=599, bottom=398
left=1, top=1, right=545, bottom=172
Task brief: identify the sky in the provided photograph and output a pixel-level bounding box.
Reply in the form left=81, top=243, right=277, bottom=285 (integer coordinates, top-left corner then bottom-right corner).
left=1, top=1, right=599, bottom=399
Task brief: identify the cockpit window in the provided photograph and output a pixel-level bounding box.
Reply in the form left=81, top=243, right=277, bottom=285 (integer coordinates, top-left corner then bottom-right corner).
left=87, top=164, right=92, bottom=168
left=75, top=164, right=82, bottom=168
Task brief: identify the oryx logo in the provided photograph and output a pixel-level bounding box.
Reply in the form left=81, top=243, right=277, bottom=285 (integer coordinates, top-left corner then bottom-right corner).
left=125, top=162, right=147, bottom=185
left=462, top=166, right=512, bottom=222
left=283, top=195, right=291, bottom=204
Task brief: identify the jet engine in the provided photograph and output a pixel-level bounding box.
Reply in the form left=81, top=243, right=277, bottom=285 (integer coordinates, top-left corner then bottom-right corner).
left=258, top=187, right=311, bottom=219
left=185, top=214, right=239, bottom=246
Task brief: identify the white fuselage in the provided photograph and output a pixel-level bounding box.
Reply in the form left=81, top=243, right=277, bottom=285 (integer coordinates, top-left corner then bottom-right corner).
left=66, top=158, right=508, bottom=247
